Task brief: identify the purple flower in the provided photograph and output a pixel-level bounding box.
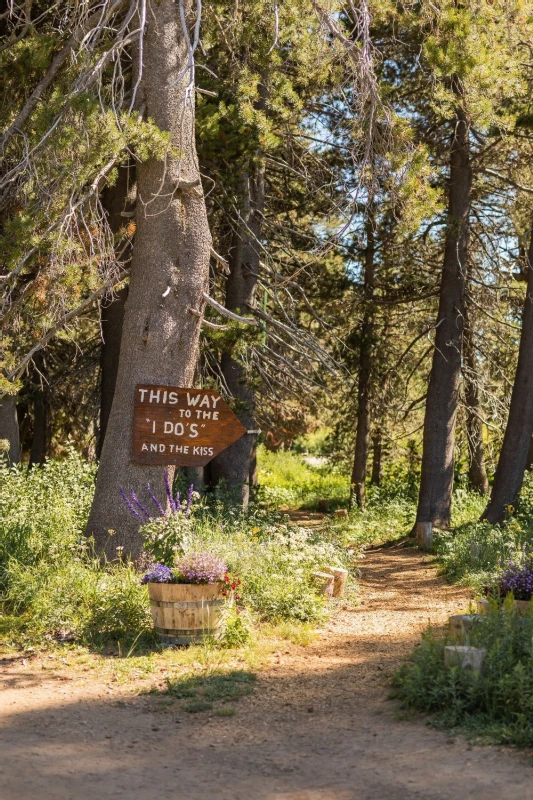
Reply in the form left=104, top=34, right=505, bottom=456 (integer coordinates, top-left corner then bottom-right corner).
left=499, top=560, right=533, bottom=601
left=174, top=552, right=227, bottom=585
left=164, top=468, right=177, bottom=513
left=147, top=483, right=165, bottom=516
left=141, top=563, right=174, bottom=585
left=130, top=491, right=151, bottom=521
left=119, top=486, right=142, bottom=520
left=184, top=484, right=194, bottom=516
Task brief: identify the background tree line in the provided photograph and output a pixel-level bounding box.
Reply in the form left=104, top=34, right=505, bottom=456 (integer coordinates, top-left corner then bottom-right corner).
left=2, top=0, right=533, bottom=556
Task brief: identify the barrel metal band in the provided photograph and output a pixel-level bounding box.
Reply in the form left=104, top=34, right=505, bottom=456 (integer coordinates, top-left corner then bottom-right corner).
left=150, top=599, right=224, bottom=609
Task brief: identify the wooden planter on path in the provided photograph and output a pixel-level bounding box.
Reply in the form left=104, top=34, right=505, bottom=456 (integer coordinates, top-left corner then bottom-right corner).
left=147, top=582, right=224, bottom=646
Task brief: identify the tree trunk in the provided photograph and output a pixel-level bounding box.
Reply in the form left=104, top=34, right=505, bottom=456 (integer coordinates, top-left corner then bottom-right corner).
left=463, top=310, right=489, bottom=494
left=370, top=431, right=382, bottom=486
left=482, top=226, right=533, bottom=523
left=210, top=165, right=264, bottom=507
left=99, top=287, right=128, bottom=457
left=527, top=437, right=533, bottom=471
left=29, top=352, right=49, bottom=466
left=86, top=0, right=212, bottom=558
left=350, top=219, right=375, bottom=507
left=98, top=164, right=135, bottom=457
left=416, top=105, right=471, bottom=526
left=0, top=394, right=20, bottom=464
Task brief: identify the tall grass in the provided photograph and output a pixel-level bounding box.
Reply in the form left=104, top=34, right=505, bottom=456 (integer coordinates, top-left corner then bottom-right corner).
left=0, top=451, right=352, bottom=647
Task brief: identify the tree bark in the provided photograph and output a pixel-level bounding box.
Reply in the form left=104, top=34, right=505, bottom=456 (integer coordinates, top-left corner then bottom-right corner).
left=482, top=226, right=533, bottom=522
left=98, top=165, right=134, bottom=457
left=29, top=352, right=49, bottom=466
left=463, top=314, right=489, bottom=494
left=210, top=165, right=264, bottom=507
left=0, top=394, right=20, bottom=464
left=99, top=287, right=128, bottom=457
left=86, top=0, right=212, bottom=558
left=416, top=105, right=471, bottom=526
left=527, top=437, right=533, bottom=471
left=370, top=431, right=382, bottom=486
left=351, top=219, right=375, bottom=507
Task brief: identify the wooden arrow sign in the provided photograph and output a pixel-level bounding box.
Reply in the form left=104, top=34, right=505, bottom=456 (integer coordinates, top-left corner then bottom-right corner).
left=132, top=384, right=247, bottom=466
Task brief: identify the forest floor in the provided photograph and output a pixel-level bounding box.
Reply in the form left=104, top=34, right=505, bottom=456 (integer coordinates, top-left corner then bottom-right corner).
left=2, top=526, right=533, bottom=799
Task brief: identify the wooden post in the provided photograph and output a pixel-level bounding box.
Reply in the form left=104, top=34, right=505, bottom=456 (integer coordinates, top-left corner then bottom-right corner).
left=444, top=645, right=486, bottom=670
left=311, top=571, right=334, bottom=598
left=416, top=522, right=433, bottom=551
left=325, top=566, right=349, bottom=598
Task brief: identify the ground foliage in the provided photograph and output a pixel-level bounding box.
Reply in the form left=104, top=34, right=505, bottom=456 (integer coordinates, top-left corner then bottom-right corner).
left=393, top=603, right=533, bottom=747
left=0, top=450, right=355, bottom=647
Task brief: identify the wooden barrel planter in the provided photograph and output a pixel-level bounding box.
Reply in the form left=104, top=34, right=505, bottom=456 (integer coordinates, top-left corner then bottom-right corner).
left=147, top=582, right=224, bottom=646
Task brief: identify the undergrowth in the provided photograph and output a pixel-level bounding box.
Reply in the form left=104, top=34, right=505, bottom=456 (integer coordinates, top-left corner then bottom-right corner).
left=393, top=603, right=533, bottom=747
left=0, top=451, right=353, bottom=649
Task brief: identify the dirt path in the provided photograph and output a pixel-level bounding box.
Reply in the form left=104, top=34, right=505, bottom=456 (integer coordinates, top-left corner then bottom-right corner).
left=2, top=545, right=533, bottom=800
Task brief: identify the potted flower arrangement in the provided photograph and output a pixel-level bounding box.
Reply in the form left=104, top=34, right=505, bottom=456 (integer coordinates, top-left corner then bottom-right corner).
left=142, top=552, right=231, bottom=645
left=120, top=473, right=241, bottom=645
left=478, top=559, right=533, bottom=615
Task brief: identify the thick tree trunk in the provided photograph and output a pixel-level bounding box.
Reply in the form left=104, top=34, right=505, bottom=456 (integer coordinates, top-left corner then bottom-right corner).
left=99, top=287, right=128, bottom=457
left=210, top=166, right=264, bottom=507
left=527, top=438, right=533, bottom=471
left=29, top=386, right=49, bottom=465
left=29, top=353, right=49, bottom=466
left=350, top=219, right=375, bottom=507
left=370, top=431, right=382, bottom=486
left=86, top=1, right=212, bottom=558
left=416, top=106, right=471, bottom=526
left=0, top=394, right=20, bottom=464
left=483, top=227, right=533, bottom=522
left=463, top=315, right=489, bottom=494
left=98, top=165, right=134, bottom=457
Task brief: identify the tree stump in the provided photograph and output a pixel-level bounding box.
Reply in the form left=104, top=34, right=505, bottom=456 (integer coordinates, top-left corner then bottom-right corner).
left=416, top=522, right=433, bottom=551
left=335, top=509, right=348, bottom=519
left=312, top=571, right=334, bottom=598
left=448, top=614, right=481, bottom=642
left=325, top=566, right=348, bottom=598
left=444, top=645, right=486, bottom=670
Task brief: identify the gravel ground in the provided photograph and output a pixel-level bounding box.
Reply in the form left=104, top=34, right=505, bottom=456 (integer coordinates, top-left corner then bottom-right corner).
left=2, top=543, right=533, bottom=800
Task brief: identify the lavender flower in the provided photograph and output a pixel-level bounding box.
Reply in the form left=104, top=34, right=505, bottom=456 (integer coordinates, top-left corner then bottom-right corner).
left=499, top=561, right=533, bottom=601
left=147, top=483, right=165, bottom=516
left=119, top=486, right=142, bottom=520
left=141, top=563, right=174, bottom=585
left=164, top=468, right=177, bottom=513
left=184, top=483, right=194, bottom=516
left=174, top=552, right=227, bottom=585
left=130, top=490, right=151, bottom=520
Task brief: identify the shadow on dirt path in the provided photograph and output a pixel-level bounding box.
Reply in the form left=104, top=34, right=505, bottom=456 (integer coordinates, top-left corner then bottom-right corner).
left=1, top=545, right=533, bottom=800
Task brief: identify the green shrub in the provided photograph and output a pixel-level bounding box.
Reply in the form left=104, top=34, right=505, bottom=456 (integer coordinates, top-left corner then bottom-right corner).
left=393, top=605, right=533, bottom=746
left=0, top=453, right=352, bottom=645
left=258, top=446, right=348, bottom=509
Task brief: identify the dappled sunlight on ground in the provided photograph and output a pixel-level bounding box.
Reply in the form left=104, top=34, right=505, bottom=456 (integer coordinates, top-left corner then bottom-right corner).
left=2, top=546, right=533, bottom=800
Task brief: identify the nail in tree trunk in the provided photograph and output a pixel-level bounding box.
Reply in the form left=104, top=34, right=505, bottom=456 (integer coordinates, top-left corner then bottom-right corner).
left=0, top=394, right=20, bottom=464
left=210, top=166, right=264, bottom=507
left=482, top=226, right=533, bottom=523
left=86, top=0, right=212, bottom=558
left=351, top=218, right=375, bottom=507
left=416, top=104, right=471, bottom=527
left=463, top=311, right=489, bottom=494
